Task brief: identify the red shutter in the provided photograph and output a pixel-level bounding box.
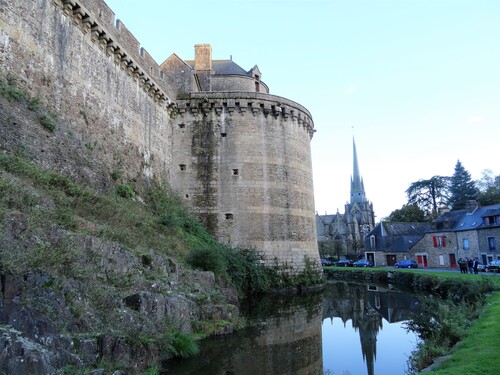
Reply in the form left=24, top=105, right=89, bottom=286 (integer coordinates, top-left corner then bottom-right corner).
left=433, top=236, right=437, bottom=247
left=442, top=236, right=446, bottom=247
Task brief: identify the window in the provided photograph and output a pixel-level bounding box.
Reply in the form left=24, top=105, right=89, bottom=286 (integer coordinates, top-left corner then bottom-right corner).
left=432, top=235, right=446, bottom=248
left=221, top=132, right=227, bottom=137
left=179, top=164, right=186, bottom=171
left=225, top=213, right=233, bottom=220
left=370, top=235, right=376, bottom=249
left=178, top=123, right=185, bottom=129
left=232, top=169, right=239, bottom=176
left=488, top=237, right=496, bottom=251
left=483, top=215, right=498, bottom=226
left=463, top=239, right=469, bottom=250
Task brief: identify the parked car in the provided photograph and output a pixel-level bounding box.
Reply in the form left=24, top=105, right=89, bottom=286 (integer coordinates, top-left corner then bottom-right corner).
left=321, top=258, right=332, bottom=267
left=353, top=259, right=373, bottom=267
left=486, top=260, right=500, bottom=273
left=477, top=262, right=486, bottom=272
left=334, top=259, right=354, bottom=267
left=394, top=260, right=418, bottom=269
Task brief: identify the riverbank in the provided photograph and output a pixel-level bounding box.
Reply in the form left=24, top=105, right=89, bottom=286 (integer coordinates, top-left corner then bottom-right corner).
left=323, top=266, right=500, bottom=374
left=421, top=291, right=500, bottom=374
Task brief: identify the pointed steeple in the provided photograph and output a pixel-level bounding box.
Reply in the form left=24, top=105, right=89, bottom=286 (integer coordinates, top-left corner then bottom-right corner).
left=350, top=137, right=366, bottom=205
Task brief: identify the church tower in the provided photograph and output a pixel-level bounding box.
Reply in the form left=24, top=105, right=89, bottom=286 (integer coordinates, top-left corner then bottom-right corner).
left=345, top=137, right=375, bottom=245
left=350, top=138, right=366, bottom=205
left=316, top=137, right=376, bottom=256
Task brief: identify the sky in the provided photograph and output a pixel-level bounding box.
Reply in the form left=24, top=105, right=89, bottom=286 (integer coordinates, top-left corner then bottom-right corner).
left=104, top=0, right=500, bottom=221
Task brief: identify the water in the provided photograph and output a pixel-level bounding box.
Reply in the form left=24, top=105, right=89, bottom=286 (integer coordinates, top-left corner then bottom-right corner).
left=162, top=282, right=421, bottom=375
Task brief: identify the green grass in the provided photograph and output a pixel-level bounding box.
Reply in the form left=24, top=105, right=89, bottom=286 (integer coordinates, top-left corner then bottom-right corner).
left=426, top=291, right=500, bottom=375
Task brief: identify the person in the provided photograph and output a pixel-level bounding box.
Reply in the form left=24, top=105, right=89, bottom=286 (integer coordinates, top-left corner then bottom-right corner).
left=473, top=258, right=479, bottom=274
left=458, top=258, right=466, bottom=274
left=467, top=258, right=474, bottom=274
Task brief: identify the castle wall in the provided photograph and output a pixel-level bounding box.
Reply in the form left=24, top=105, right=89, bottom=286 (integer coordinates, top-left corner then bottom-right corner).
left=171, top=93, right=319, bottom=270
left=0, top=0, right=319, bottom=272
left=212, top=75, right=269, bottom=93
left=0, top=0, right=176, bottom=183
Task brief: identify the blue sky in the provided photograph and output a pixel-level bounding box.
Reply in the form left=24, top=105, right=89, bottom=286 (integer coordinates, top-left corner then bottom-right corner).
left=105, top=0, right=500, bottom=220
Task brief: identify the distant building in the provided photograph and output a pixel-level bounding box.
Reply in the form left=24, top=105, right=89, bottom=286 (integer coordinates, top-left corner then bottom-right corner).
left=364, top=222, right=431, bottom=266
left=409, top=204, right=500, bottom=268
left=365, top=204, right=500, bottom=268
left=316, top=138, right=375, bottom=258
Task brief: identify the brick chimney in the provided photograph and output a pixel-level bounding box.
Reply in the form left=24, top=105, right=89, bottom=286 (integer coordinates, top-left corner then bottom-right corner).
left=194, top=44, right=212, bottom=91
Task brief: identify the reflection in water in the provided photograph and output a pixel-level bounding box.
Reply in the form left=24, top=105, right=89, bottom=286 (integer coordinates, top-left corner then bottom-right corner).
left=323, top=282, right=420, bottom=375
left=162, top=283, right=421, bottom=375
left=162, top=293, right=324, bottom=374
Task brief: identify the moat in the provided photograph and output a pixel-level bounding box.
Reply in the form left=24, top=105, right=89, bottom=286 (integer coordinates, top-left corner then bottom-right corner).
left=162, top=281, right=421, bottom=375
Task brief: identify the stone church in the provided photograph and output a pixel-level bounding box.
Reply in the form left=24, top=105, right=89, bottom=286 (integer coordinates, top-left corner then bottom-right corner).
left=316, top=138, right=376, bottom=257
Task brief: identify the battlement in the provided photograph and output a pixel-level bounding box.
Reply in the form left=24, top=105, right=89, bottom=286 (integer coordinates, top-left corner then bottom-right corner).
left=52, top=0, right=177, bottom=108
left=176, top=92, right=315, bottom=138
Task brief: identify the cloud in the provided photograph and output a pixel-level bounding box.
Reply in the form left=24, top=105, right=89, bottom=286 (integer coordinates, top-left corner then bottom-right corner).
left=467, top=115, right=484, bottom=124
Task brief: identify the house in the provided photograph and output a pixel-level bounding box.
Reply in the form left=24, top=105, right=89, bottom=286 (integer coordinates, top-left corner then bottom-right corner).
left=408, top=204, right=500, bottom=268
left=364, top=222, right=431, bottom=266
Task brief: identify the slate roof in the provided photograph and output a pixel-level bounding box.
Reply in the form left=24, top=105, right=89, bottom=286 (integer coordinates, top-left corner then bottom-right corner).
left=316, top=214, right=336, bottom=240
left=366, top=222, right=431, bottom=253
left=184, top=59, right=252, bottom=76
left=452, top=204, right=500, bottom=231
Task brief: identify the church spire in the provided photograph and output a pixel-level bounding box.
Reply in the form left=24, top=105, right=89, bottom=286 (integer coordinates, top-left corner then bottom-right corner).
left=350, top=137, right=366, bottom=205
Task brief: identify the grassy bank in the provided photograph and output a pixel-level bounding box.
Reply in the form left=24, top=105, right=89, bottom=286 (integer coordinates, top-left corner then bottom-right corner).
left=324, top=266, right=500, bottom=374
left=418, top=271, right=500, bottom=374
left=425, top=291, right=500, bottom=374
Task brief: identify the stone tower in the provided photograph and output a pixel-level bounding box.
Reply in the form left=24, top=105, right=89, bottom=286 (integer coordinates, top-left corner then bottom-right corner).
left=162, top=45, right=319, bottom=272
left=345, top=137, right=375, bottom=243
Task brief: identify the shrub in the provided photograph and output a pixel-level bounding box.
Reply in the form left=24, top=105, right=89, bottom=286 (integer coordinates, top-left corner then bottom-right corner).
left=171, top=331, right=200, bottom=358
left=116, top=183, right=135, bottom=198
left=187, top=246, right=228, bottom=278
left=39, top=114, right=56, bottom=132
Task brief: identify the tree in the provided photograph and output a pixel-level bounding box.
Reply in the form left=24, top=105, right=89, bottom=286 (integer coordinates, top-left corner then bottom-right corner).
left=476, top=169, right=500, bottom=206
left=448, top=160, right=478, bottom=210
left=406, top=176, right=450, bottom=218
left=387, top=204, right=427, bottom=222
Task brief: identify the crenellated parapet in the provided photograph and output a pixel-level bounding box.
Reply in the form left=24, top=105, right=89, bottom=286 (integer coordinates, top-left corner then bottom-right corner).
left=51, top=0, right=177, bottom=114
left=175, top=92, right=315, bottom=139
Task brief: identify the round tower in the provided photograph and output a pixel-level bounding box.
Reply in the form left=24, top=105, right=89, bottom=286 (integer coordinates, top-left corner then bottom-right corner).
left=163, top=45, right=319, bottom=272
left=170, top=92, right=319, bottom=272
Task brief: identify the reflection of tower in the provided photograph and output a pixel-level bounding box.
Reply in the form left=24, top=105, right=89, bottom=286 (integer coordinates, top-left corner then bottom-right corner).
left=357, top=310, right=382, bottom=375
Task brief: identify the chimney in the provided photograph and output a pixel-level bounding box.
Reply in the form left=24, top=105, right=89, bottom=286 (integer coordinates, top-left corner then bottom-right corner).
left=194, top=44, right=212, bottom=72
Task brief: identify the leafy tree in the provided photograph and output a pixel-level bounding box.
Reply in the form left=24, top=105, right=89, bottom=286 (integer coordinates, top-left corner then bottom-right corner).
left=406, top=176, right=450, bottom=218
left=387, top=204, right=427, bottom=222
left=476, top=169, right=500, bottom=206
left=448, top=160, right=478, bottom=210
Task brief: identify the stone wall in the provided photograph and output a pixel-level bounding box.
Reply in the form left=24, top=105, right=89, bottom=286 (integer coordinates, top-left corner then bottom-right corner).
left=0, top=0, right=176, bottom=185
left=171, top=92, right=319, bottom=270
left=0, top=0, right=319, bottom=272
left=212, top=75, right=267, bottom=93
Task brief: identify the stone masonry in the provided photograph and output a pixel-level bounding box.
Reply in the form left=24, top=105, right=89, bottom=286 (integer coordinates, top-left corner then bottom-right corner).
left=0, top=0, right=319, bottom=272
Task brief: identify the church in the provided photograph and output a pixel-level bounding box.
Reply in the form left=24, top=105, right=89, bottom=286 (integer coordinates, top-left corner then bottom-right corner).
left=316, top=138, right=376, bottom=258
